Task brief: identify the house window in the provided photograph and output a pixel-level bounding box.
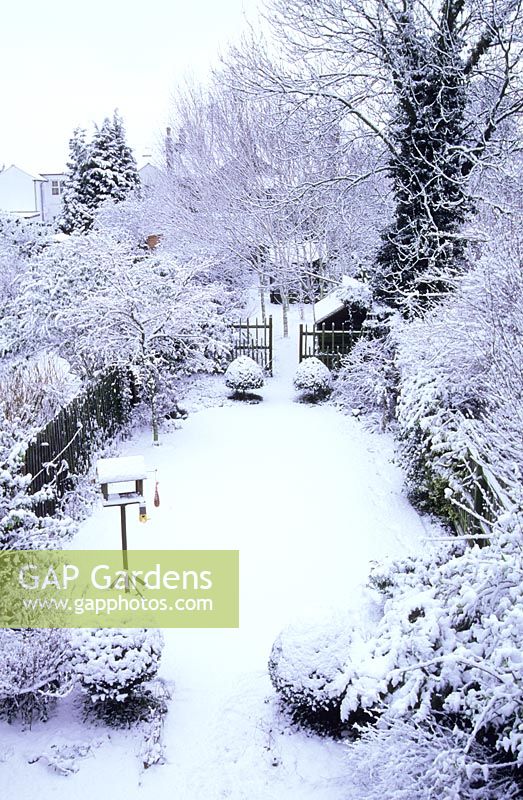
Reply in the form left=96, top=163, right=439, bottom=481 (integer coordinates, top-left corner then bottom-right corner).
left=51, top=180, right=65, bottom=196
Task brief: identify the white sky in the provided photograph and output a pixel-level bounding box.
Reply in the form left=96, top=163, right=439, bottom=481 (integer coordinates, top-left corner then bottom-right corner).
left=0, top=0, right=260, bottom=174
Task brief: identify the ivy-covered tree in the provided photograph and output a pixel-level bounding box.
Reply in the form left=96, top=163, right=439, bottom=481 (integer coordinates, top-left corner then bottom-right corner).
left=373, top=4, right=471, bottom=314
left=60, top=112, right=139, bottom=234
left=238, top=0, right=523, bottom=316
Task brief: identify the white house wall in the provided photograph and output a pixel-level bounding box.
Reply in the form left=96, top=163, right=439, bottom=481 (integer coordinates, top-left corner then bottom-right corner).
left=40, top=173, right=66, bottom=222
left=0, top=165, right=43, bottom=217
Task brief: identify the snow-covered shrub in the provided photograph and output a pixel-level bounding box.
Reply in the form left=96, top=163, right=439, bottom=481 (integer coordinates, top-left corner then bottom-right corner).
left=339, top=276, right=373, bottom=312
left=72, top=629, right=164, bottom=725
left=224, top=355, right=264, bottom=396
left=344, top=719, right=521, bottom=800
left=269, top=613, right=375, bottom=735
left=0, top=629, right=73, bottom=724
left=335, top=335, right=398, bottom=423
left=1, top=353, right=81, bottom=428
left=293, top=357, right=332, bottom=402
left=271, top=518, right=523, bottom=790
left=336, top=521, right=523, bottom=778
left=392, top=229, right=523, bottom=531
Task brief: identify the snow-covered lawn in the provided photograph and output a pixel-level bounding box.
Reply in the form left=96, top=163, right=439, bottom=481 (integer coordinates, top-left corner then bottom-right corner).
left=0, top=306, right=439, bottom=799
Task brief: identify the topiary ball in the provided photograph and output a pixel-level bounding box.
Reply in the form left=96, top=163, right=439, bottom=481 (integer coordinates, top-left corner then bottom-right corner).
left=293, top=357, right=333, bottom=402
left=225, top=356, right=264, bottom=395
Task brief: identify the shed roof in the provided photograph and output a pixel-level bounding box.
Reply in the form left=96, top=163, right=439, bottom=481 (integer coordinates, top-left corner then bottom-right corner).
left=314, top=276, right=371, bottom=324
left=314, top=289, right=346, bottom=325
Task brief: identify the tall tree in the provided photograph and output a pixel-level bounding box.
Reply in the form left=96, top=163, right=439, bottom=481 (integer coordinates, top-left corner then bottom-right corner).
left=60, top=112, right=139, bottom=234
left=60, top=127, right=91, bottom=234
left=235, top=0, right=523, bottom=316
left=373, top=3, right=471, bottom=313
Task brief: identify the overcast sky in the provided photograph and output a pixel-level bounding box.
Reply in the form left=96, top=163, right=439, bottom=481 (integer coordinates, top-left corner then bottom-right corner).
left=1, top=0, right=260, bottom=175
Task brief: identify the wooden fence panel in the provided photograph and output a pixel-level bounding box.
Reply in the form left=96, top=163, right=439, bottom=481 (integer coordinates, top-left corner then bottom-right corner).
left=299, top=322, right=363, bottom=370
left=24, top=368, right=133, bottom=517
left=231, top=316, right=273, bottom=375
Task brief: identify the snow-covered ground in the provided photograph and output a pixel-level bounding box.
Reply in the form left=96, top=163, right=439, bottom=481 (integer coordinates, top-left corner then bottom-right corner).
left=0, top=303, right=439, bottom=799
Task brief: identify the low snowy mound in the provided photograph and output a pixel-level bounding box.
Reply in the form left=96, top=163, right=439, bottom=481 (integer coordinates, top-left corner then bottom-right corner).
left=293, top=357, right=333, bottom=402
left=269, top=614, right=373, bottom=735
left=225, top=356, right=264, bottom=395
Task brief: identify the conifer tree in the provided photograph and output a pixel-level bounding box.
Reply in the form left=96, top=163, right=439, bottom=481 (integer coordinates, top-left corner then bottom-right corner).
left=60, top=112, right=139, bottom=234
left=60, top=128, right=91, bottom=234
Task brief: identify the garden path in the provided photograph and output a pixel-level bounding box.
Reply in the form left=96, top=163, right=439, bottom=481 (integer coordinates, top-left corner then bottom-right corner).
left=1, top=303, right=438, bottom=800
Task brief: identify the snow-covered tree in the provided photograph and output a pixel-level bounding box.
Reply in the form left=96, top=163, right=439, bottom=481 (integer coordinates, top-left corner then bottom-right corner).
left=17, top=230, right=234, bottom=439
left=236, top=0, right=523, bottom=315
left=60, top=113, right=139, bottom=234
left=60, top=127, right=91, bottom=234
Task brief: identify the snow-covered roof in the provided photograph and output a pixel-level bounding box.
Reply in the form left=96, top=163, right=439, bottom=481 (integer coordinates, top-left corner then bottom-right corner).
left=97, top=456, right=147, bottom=484
left=314, top=276, right=372, bottom=324
left=1, top=164, right=46, bottom=182
left=314, top=289, right=345, bottom=325
left=40, top=172, right=67, bottom=179
left=268, top=240, right=326, bottom=265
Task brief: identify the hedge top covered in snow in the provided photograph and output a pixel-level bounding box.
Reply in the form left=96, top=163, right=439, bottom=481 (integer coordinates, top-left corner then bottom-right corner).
left=224, top=356, right=264, bottom=393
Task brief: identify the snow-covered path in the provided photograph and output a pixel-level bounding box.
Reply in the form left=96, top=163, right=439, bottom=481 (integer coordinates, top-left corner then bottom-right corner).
left=0, top=305, right=437, bottom=800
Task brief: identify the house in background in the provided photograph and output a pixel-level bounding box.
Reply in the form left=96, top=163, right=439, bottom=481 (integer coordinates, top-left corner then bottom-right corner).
left=0, top=162, right=160, bottom=224
left=0, top=165, right=46, bottom=220
left=138, top=162, right=159, bottom=193
left=0, top=165, right=66, bottom=222
left=40, top=172, right=67, bottom=221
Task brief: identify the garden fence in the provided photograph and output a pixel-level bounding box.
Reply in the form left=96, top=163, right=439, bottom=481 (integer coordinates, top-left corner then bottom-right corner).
left=24, top=367, right=133, bottom=517
left=299, top=322, right=363, bottom=370
left=231, top=316, right=273, bottom=375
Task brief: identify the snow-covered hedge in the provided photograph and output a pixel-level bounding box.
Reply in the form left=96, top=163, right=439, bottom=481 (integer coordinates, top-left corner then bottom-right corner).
left=0, top=629, right=72, bottom=724
left=224, top=355, right=264, bottom=395
left=293, top=357, right=332, bottom=402
left=72, top=629, right=164, bottom=721
left=334, top=336, right=397, bottom=423
left=271, top=520, right=523, bottom=784
left=0, top=415, right=76, bottom=551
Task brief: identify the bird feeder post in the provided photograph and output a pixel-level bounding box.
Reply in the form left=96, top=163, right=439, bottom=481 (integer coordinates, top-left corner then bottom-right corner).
left=120, top=504, right=129, bottom=573
left=97, top=456, right=148, bottom=582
